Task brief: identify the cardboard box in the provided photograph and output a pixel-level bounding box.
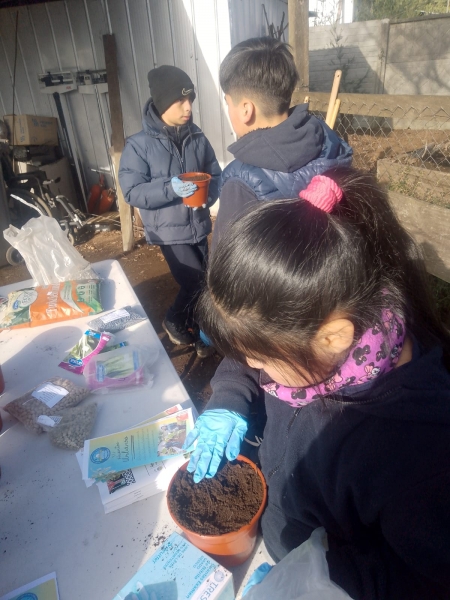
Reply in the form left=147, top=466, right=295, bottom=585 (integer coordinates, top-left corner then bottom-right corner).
left=113, top=532, right=235, bottom=600
left=4, top=114, right=58, bottom=146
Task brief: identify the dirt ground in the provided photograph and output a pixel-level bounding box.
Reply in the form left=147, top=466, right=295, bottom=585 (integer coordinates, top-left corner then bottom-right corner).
left=0, top=230, right=221, bottom=414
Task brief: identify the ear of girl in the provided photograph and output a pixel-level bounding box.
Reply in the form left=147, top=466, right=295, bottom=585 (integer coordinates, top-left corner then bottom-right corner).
left=189, top=168, right=450, bottom=598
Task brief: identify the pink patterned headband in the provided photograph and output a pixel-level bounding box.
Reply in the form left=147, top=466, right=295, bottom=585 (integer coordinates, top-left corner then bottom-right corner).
left=299, top=175, right=343, bottom=213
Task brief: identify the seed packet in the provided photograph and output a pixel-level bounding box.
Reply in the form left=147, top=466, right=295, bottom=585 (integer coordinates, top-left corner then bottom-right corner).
left=100, top=341, right=129, bottom=353
left=87, top=306, right=145, bottom=333
left=0, top=280, right=103, bottom=329
left=59, top=330, right=114, bottom=375
left=84, top=345, right=159, bottom=393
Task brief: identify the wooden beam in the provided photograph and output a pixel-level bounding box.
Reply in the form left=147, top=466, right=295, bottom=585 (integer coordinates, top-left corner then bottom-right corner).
left=103, top=33, right=134, bottom=253
left=388, top=191, right=450, bottom=283
left=289, top=0, right=309, bottom=94
left=293, top=91, right=450, bottom=120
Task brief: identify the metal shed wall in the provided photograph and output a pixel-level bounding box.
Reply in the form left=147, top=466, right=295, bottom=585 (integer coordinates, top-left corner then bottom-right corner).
left=228, top=0, right=288, bottom=46
left=0, top=0, right=234, bottom=195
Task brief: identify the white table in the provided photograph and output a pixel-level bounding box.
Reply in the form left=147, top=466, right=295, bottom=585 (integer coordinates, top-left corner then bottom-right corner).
left=0, top=259, right=269, bottom=599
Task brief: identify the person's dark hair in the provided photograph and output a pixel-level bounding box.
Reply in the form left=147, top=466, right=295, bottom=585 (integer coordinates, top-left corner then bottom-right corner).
left=198, top=168, right=450, bottom=376
left=219, top=37, right=299, bottom=116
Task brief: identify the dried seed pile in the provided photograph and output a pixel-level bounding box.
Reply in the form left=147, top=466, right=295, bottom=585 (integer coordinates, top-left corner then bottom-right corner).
left=4, top=378, right=89, bottom=434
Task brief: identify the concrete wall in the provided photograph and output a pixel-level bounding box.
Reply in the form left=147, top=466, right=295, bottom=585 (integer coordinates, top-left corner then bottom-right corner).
left=309, top=14, right=450, bottom=96
left=309, top=19, right=389, bottom=93
left=384, top=16, right=450, bottom=96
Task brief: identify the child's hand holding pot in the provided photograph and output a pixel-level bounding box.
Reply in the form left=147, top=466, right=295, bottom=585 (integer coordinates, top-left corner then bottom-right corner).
left=170, top=176, right=197, bottom=198
left=182, top=409, right=248, bottom=482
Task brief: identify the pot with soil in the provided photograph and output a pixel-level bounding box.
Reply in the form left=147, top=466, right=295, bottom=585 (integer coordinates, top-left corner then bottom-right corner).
left=178, top=172, right=211, bottom=208
left=167, top=455, right=267, bottom=567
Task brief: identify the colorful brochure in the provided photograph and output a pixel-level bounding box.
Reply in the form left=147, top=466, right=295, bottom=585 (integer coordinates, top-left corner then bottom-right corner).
left=82, top=407, right=194, bottom=480
left=1, top=572, right=59, bottom=600
left=112, top=533, right=234, bottom=600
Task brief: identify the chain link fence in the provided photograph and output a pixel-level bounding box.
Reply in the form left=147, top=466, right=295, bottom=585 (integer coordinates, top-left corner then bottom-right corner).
left=308, top=95, right=450, bottom=210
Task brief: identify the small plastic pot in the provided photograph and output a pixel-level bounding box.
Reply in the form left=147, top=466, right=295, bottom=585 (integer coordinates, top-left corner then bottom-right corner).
left=167, top=455, right=267, bottom=567
left=179, top=172, right=211, bottom=208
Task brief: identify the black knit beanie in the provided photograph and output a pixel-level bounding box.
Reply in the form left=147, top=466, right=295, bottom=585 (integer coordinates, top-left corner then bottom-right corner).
left=148, top=65, right=196, bottom=116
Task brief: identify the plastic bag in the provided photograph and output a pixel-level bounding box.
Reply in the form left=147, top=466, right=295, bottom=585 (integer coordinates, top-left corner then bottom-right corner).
left=87, top=306, right=146, bottom=333
left=4, top=377, right=90, bottom=434
left=3, top=215, right=96, bottom=285
left=59, top=330, right=114, bottom=374
left=83, top=345, right=159, bottom=393
left=37, top=403, right=97, bottom=450
left=0, top=280, right=103, bottom=330
left=244, top=528, right=353, bottom=600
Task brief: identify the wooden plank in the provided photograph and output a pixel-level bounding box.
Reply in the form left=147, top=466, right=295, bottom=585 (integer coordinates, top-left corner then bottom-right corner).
left=103, top=33, right=134, bottom=253
left=289, top=0, right=309, bottom=94
left=293, top=91, right=450, bottom=120
left=378, top=159, right=450, bottom=190
left=388, top=191, right=450, bottom=283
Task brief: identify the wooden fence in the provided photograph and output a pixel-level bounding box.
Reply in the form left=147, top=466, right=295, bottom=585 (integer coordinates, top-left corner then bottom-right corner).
left=292, top=91, right=450, bottom=283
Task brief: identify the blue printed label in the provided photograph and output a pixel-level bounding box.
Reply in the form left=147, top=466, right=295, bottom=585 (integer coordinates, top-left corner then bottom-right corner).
left=90, top=447, right=111, bottom=464
left=96, top=363, right=105, bottom=382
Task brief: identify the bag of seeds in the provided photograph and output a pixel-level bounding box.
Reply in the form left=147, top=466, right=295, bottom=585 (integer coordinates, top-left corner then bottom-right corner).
left=37, top=403, right=97, bottom=450
left=87, top=306, right=145, bottom=333
left=0, top=280, right=103, bottom=330
left=84, top=345, right=158, bottom=393
left=4, top=377, right=90, bottom=434
left=58, top=330, right=114, bottom=374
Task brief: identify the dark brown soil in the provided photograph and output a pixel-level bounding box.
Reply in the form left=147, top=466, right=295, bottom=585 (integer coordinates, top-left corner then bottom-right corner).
left=167, top=460, right=264, bottom=535
left=180, top=174, right=209, bottom=181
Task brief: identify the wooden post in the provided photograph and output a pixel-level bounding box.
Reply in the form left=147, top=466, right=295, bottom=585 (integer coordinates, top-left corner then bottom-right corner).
left=103, top=33, right=134, bottom=252
left=288, top=0, right=309, bottom=95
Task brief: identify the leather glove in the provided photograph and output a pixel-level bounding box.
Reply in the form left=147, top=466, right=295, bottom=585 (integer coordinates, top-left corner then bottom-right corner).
left=170, top=176, right=197, bottom=198
left=242, top=563, right=273, bottom=597
left=182, top=409, right=248, bottom=483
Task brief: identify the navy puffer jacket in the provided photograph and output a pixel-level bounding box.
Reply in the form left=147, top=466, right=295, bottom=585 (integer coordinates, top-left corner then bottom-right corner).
left=119, top=100, right=221, bottom=245
left=221, top=110, right=353, bottom=200
left=212, top=104, right=352, bottom=250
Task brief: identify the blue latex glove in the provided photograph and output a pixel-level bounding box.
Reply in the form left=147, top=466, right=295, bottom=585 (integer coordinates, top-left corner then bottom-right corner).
left=182, top=409, right=248, bottom=483
left=242, top=563, right=273, bottom=597
left=170, top=176, right=197, bottom=198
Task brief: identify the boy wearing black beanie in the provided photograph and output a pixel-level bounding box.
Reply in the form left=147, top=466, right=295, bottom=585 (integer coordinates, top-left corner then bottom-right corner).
left=119, top=66, right=221, bottom=357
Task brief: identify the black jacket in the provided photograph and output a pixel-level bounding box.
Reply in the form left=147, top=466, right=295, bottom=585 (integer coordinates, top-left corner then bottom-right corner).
left=212, top=105, right=352, bottom=251
left=119, top=99, right=221, bottom=245
left=207, top=345, right=450, bottom=599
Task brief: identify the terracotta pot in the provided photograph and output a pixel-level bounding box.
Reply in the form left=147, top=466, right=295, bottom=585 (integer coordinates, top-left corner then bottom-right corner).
left=179, top=172, right=211, bottom=208
left=167, top=455, right=267, bottom=567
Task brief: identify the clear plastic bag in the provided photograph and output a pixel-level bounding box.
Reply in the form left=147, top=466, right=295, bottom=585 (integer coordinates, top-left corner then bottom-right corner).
left=245, top=528, right=353, bottom=600
left=4, top=378, right=90, bottom=434
left=3, top=215, right=96, bottom=285
left=83, top=345, right=159, bottom=393
left=37, top=404, right=97, bottom=450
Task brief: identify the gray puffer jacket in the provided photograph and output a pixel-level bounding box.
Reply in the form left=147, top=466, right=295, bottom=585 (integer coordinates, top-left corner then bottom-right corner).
left=119, top=99, right=221, bottom=245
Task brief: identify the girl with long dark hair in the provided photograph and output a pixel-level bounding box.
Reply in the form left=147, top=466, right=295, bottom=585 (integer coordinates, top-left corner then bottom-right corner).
left=184, top=168, right=450, bottom=599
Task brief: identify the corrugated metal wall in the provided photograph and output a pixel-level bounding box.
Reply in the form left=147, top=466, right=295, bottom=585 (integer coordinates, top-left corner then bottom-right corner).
left=0, top=0, right=235, bottom=195
left=229, top=0, right=288, bottom=46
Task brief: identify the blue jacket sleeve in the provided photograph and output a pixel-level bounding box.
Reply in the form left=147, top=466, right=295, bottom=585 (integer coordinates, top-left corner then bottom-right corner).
left=204, top=139, right=221, bottom=206
left=206, top=358, right=262, bottom=420
left=119, top=138, right=178, bottom=210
